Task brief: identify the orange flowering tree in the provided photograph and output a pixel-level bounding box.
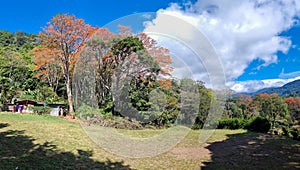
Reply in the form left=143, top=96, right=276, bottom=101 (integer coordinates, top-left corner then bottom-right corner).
left=33, top=14, right=96, bottom=116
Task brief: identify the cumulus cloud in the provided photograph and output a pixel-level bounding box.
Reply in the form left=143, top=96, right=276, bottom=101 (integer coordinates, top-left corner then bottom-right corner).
left=143, top=0, right=300, bottom=91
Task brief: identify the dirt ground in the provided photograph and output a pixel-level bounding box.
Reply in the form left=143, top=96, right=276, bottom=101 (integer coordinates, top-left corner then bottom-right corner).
left=171, top=133, right=300, bottom=169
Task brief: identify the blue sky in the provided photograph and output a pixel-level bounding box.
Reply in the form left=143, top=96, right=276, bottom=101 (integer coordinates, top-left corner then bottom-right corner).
left=1, top=0, right=300, bottom=93
left=0, top=0, right=187, bottom=33
left=238, top=26, right=300, bottom=81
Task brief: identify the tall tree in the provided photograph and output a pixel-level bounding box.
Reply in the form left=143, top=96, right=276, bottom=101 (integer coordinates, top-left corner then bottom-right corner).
left=80, top=28, right=116, bottom=108
left=284, top=97, right=300, bottom=123
left=258, top=93, right=289, bottom=128
left=79, top=28, right=173, bottom=121
left=0, top=49, right=37, bottom=103
left=35, top=14, right=96, bottom=116
left=136, top=33, right=173, bottom=89
left=33, top=47, right=62, bottom=93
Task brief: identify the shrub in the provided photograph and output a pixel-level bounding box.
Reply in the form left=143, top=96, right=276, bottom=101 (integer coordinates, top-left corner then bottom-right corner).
left=30, top=106, right=51, bottom=115
left=245, top=116, right=271, bottom=133
left=192, top=123, right=203, bottom=130
left=75, top=104, right=104, bottom=120
left=217, top=118, right=246, bottom=129
left=281, top=126, right=290, bottom=137
left=290, top=127, right=300, bottom=141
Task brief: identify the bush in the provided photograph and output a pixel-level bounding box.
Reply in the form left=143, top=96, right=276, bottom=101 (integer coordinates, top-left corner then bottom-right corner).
left=290, top=127, right=300, bottom=141
left=192, top=123, right=203, bottom=130
left=30, top=106, right=51, bottom=115
left=245, top=116, right=271, bottom=133
left=217, top=118, right=246, bottom=129
left=282, top=126, right=290, bottom=136
left=75, top=104, right=104, bottom=120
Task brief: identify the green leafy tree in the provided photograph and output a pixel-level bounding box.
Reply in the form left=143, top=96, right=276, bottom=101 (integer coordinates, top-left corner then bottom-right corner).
left=258, top=93, right=289, bottom=128
left=0, top=49, right=39, bottom=103
left=195, top=82, right=214, bottom=127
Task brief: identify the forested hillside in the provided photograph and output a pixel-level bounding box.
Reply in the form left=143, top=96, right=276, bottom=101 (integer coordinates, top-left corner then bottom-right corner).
left=0, top=30, right=65, bottom=106
left=245, top=79, right=300, bottom=97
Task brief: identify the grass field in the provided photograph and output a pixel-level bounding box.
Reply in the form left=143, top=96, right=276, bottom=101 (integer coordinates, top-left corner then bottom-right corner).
left=0, top=113, right=299, bottom=169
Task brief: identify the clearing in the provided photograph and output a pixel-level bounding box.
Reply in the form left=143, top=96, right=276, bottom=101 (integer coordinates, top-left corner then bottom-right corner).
left=0, top=113, right=299, bottom=169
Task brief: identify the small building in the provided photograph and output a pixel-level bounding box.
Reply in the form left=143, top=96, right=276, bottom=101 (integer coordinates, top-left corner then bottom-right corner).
left=15, top=100, right=38, bottom=113
left=16, top=100, right=36, bottom=106
left=1, top=100, right=42, bottom=113
left=48, top=104, right=66, bottom=116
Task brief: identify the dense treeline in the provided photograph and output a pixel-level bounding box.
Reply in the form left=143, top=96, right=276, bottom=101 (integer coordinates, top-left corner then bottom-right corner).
left=223, top=93, right=300, bottom=126
left=221, top=93, right=300, bottom=139
left=0, top=30, right=65, bottom=105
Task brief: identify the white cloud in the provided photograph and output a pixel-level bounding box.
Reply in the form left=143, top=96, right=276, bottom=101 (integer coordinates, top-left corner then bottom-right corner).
left=279, top=69, right=300, bottom=79
left=144, top=0, right=300, bottom=85
left=228, top=76, right=300, bottom=93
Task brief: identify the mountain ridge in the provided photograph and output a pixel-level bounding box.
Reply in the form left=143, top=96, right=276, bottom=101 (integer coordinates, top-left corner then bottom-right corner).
left=236, top=79, right=300, bottom=97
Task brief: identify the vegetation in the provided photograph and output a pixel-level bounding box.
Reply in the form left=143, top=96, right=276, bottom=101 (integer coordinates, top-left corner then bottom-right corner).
left=29, top=106, right=52, bottom=115
left=217, top=118, right=246, bottom=130
left=221, top=93, right=300, bottom=139
left=33, top=14, right=96, bottom=116
left=0, top=13, right=299, bottom=136
left=245, top=116, right=271, bottom=133
left=1, top=11, right=300, bottom=170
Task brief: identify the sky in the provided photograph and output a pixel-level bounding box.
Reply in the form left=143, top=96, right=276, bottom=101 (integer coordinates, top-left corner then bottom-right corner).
left=1, top=0, right=300, bottom=93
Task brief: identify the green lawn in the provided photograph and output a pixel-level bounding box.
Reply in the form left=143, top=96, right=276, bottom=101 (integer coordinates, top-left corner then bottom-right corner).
left=0, top=113, right=299, bottom=169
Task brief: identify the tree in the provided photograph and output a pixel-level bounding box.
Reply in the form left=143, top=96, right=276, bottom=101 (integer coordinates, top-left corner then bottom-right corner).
left=259, top=93, right=289, bottom=128
left=195, top=82, right=214, bottom=127
left=78, top=28, right=117, bottom=109
left=110, top=36, right=149, bottom=116
left=236, top=94, right=253, bottom=119
left=0, top=49, right=38, bottom=103
left=33, top=47, right=63, bottom=94
left=35, top=14, right=96, bottom=116
left=136, top=33, right=173, bottom=89
left=0, top=31, right=14, bottom=47
left=0, top=31, right=36, bottom=51
left=177, top=78, right=200, bottom=126
left=284, top=97, right=300, bottom=123
left=75, top=26, right=174, bottom=125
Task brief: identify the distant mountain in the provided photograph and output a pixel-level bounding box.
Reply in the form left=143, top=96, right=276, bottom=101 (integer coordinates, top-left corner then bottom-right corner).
left=237, top=79, right=300, bottom=97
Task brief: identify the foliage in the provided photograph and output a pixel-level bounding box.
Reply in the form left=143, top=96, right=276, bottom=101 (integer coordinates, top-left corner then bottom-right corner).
left=75, top=104, right=106, bottom=120
left=0, top=32, right=39, bottom=104
left=245, top=116, right=271, bottom=133
left=258, top=93, right=289, bottom=128
left=196, top=84, right=214, bottom=126
left=35, top=13, right=96, bottom=116
left=0, top=30, right=37, bottom=51
left=21, top=87, right=65, bottom=104
left=29, top=106, right=51, bottom=115
left=76, top=104, right=143, bottom=130
left=217, top=118, right=246, bottom=130
left=177, top=78, right=200, bottom=126
left=78, top=28, right=174, bottom=124
left=284, top=97, right=300, bottom=123
left=2, top=13, right=297, bottom=131
left=290, top=127, right=300, bottom=141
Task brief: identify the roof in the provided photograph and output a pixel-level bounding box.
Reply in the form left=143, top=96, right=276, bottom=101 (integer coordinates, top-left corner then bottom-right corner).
left=16, top=100, right=37, bottom=105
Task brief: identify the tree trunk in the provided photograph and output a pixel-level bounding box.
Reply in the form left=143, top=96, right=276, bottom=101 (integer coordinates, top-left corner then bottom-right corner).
left=272, top=119, right=276, bottom=129
left=66, top=76, right=75, bottom=118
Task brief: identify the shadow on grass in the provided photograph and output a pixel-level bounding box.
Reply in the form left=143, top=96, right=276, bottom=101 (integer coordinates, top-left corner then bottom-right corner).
left=202, top=131, right=300, bottom=170
left=0, top=123, right=132, bottom=169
